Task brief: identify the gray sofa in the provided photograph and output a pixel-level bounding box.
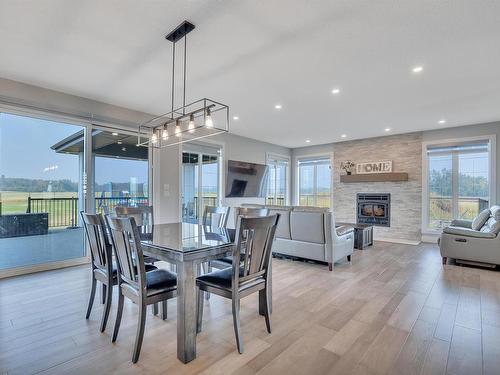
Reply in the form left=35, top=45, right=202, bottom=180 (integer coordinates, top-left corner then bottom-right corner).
left=240, top=205, right=355, bottom=271
left=439, top=205, right=500, bottom=266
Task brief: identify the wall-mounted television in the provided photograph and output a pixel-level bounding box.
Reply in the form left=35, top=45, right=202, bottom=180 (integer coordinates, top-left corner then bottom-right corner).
left=225, top=160, right=269, bottom=198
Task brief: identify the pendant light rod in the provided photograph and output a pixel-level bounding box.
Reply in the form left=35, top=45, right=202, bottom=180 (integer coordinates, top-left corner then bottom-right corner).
left=183, top=34, right=187, bottom=114
left=171, top=41, right=175, bottom=117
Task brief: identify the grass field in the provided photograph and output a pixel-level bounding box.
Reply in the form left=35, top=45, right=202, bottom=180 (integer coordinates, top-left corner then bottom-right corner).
left=0, top=191, right=78, bottom=215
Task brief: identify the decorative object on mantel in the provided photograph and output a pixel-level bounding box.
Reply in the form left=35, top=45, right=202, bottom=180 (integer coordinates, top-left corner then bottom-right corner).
left=137, top=21, right=229, bottom=148
left=340, top=172, right=408, bottom=183
left=340, top=160, right=355, bottom=175
left=356, top=160, right=392, bottom=174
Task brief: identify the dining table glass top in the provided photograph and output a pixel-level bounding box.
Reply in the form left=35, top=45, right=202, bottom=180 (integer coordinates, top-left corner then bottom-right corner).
left=140, top=222, right=234, bottom=253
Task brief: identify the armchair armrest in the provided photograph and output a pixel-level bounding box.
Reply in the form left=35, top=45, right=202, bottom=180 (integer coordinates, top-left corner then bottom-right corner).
left=443, top=226, right=496, bottom=239
left=449, top=219, right=473, bottom=229
left=336, top=225, right=354, bottom=237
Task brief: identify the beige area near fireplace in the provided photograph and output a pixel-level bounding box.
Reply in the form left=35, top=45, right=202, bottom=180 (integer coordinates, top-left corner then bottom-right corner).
left=333, top=133, right=423, bottom=243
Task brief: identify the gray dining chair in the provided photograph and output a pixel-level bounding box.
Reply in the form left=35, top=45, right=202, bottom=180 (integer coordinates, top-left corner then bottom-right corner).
left=81, top=212, right=114, bottom=333
left=208, top=207, right=270, bottom=271
left=202, top=205, right=230, bottom=228
left=196, top=214, right=280, bottom=354
left=106, top=216, right=177, bottom=363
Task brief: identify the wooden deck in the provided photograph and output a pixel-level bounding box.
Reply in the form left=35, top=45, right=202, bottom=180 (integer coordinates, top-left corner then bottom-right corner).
left=1, top=241, right=499, bottom=374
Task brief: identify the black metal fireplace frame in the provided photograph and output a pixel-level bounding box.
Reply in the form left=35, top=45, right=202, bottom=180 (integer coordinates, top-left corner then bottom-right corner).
left=356, top=193, right=391, bottom=227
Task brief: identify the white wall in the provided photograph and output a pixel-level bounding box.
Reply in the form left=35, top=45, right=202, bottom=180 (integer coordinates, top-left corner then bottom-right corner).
left=0, top=78, right=151, bottom=128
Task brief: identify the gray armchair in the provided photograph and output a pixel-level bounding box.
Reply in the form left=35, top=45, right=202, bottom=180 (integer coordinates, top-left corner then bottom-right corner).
left=439, top=205, right=500, bottom=266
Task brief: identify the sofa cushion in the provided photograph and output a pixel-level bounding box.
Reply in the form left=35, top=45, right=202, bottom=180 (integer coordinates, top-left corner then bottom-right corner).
left=290, top=211, right=325, bottom=244
left=472, top=208, right=491, bottom=230
left=480, top=217, right=500, bottom=235
left=491, top=206, right=500, bottom=220
left=267, top=207, right=292, bottom=239
left=444, top=226, right=496, bottom=239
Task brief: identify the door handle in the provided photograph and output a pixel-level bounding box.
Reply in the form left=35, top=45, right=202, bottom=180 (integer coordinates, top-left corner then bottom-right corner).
left=455, top=238, right=467, bottom=243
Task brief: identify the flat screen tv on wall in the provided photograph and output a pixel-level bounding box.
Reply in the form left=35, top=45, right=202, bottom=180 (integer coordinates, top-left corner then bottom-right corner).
left=225, top=160, right=269, bottom=198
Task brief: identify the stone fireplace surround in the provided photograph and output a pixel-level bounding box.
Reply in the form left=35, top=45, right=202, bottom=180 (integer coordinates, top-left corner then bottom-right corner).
left=333, top=133, right=422, bottom=244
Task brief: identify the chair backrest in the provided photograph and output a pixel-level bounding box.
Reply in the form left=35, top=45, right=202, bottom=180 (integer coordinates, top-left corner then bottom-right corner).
left=115, top=206, right=154, bottom=227
left=234, top=207, right=270, bottom=223
left=81, top=212, right=112, bottom=273
left=232, top=214, right=280, bottom=286
left=202, top=206, right=230, bottom=227
left=106, top=216, right=146, bottom=292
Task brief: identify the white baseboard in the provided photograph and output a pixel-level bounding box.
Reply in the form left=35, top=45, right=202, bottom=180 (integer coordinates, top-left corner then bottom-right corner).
left=421, top=233, right=440, bottom=243
left=0, top=257, right=89, bottom=279
left=375, top=237, right=421, bottom=245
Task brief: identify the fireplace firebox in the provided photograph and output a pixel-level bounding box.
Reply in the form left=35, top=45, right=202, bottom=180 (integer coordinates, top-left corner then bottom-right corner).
left=357, top=193, right=390, bottom=227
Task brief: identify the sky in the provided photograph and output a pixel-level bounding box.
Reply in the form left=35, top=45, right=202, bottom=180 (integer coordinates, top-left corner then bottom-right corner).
left=0, top=112, right=147, bottom=185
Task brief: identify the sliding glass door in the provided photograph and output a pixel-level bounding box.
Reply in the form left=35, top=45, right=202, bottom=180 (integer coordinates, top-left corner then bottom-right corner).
left=182, top=146, right=220, bottom=223
left=92, top=130, right=149, bottom=215
left=426, top=141, right=491, bottom=230
left=267, top=155, right=288, bottom=206
left=0, top=112, right=86, bottom=273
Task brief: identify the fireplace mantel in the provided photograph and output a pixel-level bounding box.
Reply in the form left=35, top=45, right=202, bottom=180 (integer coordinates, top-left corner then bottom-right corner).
left=340, top=172, right=408, bottom=183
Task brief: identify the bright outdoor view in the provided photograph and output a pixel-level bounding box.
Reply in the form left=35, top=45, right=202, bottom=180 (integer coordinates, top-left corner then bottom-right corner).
left=0, top=113, right=149, bottom=270
left=428, top=144, right=489, bottom=230
left=298, top=158, right=332, bottom=208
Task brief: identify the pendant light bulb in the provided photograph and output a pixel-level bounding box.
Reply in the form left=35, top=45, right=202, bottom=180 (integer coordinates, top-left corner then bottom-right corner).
left=205, top=108, right=213, bottom=128
left=161, top=127, right=168, bottom=140
left=151, top=132, right=158, bottom=144
left=188, top=114, right=195, bottom=133
left=175, top=119, right=181, bottom=137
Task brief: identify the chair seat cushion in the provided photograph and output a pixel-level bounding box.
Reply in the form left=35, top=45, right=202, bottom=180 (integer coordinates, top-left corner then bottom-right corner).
left=443, top=226, right=496, bottom=239
left=197, top=267, right=244, bottom=289
left=146, top=269, right=177, bottom=296
left=111, top=262, right=157, bottom=275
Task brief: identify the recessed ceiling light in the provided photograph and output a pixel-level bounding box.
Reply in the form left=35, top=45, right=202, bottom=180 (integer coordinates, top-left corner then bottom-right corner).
left=412, top=66, right=423, bottom=73
left=117, top=141, right=123, bottom=145
left=274, top=104, right=282, bottom=110
left=233, top=116, right=239, bottom=120
left=305, top=139, right=311, bottom=143
left=385, top=128, right=391, bottom=132
left=331, top=88, right=340, bottom=94
left=438, top=119, right=446, bottom=124
left=112, top=132, right=119, bottom=136
left=341, top=134, right=347, bottom=138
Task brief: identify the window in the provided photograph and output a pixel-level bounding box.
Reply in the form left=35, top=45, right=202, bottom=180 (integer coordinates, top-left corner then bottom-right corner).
left=298, top=156, right=332, bottom=208
left=266, top=155, right=289, bottom=206
left=181, top=144, right=221, bottom=223
left=426, top=140, right=492, bottom=230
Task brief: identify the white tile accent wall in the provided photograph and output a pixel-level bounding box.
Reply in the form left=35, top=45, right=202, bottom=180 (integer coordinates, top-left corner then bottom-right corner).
left=333, top=133, right=422, bottom=242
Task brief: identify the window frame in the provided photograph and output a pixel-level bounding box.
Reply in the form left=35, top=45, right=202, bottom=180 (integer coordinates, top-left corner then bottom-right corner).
left=422, top=135, right=496, bottom=234
left=266, top=153, right=290, bottom=206
left=295, top=153, right=333, bottom=208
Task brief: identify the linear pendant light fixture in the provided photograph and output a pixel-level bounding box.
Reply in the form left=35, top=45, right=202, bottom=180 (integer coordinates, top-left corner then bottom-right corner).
left=137, top=20, right=229, bottom=148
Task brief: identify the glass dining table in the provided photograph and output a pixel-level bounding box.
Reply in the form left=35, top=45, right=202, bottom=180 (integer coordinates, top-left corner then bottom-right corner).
left=140, top=222, right=270, bottom=364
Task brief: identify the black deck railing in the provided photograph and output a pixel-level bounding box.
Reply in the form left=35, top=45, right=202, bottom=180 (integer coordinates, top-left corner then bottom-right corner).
left=25, top=196, right=149, bottom=228
left=27, top=197, right=79, bottom=228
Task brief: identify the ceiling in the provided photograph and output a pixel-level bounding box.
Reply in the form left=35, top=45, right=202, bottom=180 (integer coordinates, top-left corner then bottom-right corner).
left=1, top=0, right=500, bottom=148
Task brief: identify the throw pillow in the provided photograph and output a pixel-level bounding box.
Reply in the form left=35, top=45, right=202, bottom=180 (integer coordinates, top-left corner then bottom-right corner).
left=472, top=208, right=491, bottom=230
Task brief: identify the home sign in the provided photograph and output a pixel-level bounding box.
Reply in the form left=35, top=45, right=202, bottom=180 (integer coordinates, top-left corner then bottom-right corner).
left=356, top=160, right=392, bottom=174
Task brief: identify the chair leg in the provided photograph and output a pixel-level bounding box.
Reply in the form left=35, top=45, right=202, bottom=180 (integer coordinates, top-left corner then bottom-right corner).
left=232, top=296, right=243, bottom=354
left=204, top=263, right=212, bottom=300
left=197, top=288, right=204, bottom=334
left=152, top=303, right=159, bottom=316
left=112, top=290, right=124, bottom=343
left=132, top=303, right=147, bottom=363
left=86, top=276, right=97, bottom=319
left=264, top=286, right=272, bottom=334
left=161, top=300, right=168, bottom=320
left=101, top=284, right=107, bottom=304
left=442, top=257, right=448, bottom=265
left=100, top=282, right=113, bottom=332
left=328, top=262, right=333, bottom=271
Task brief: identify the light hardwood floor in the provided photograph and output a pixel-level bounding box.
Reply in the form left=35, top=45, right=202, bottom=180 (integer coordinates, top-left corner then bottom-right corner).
left=1, top=241, right=500, bottom=375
